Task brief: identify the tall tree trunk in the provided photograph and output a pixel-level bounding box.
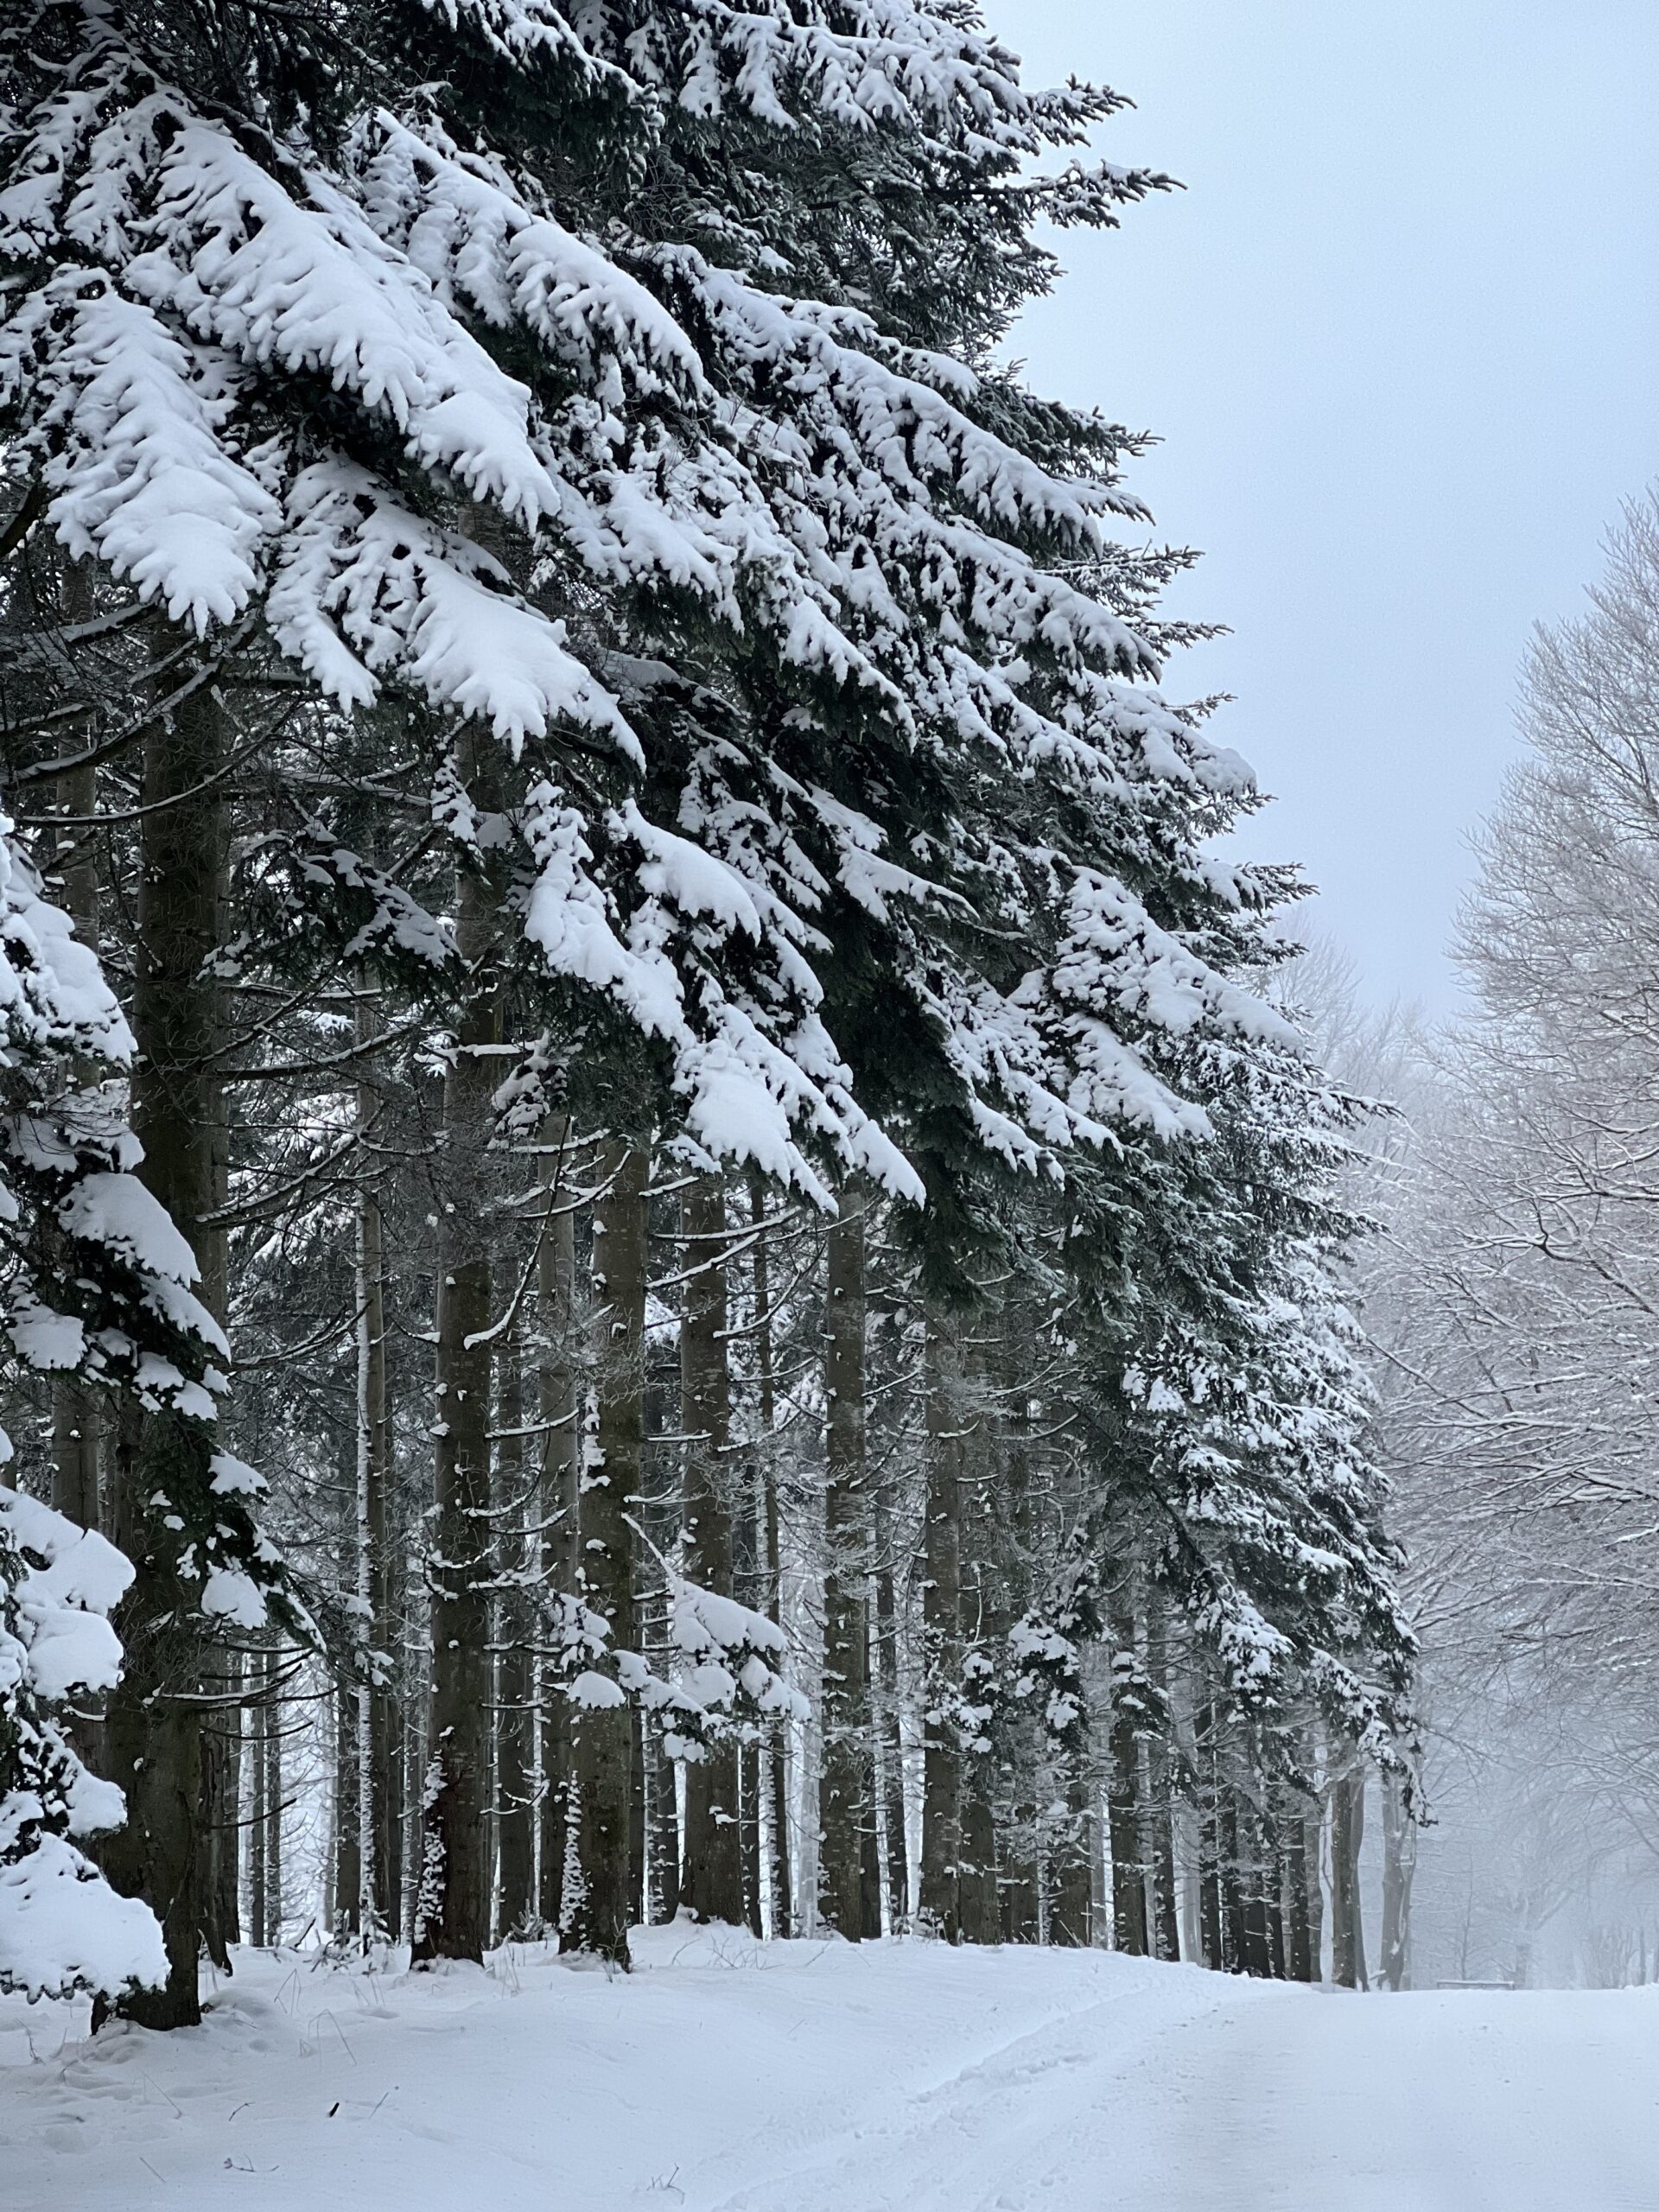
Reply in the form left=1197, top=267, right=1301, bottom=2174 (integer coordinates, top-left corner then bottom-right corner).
left=207, top=1648, right=241, bottom=1965
left=645, top=1705, right=681, bottom=1923
left=1219, top=1790, right=1246, bottom=1973
left=198, top=1683, right=237, bottom=1970
left=1240, top=1801, right=1273, bottom=1978
left=920, top=1323, right=962, bottom=1942
left=739, top=1740, right=762, bottom=1935
left=680, top=1177, right=745, bottom=1925
left=1197, top=1704, right=1224, bottom=1969
left=1283, top=1789, right=1317, bottom=1982
left=818, top=1188, right=877, bottom=1937
left=1330, top=1764, right=1369, bottom=1990
left=1379, top=1767, right=1414, bottom=1992
left=537, top=1116, right=579, bottom=1933
left=51, top=562, right=100, bottom=1536
left=1266, top=1831, right=1288, bottom=1981
left=246, top=1678, right=265, bottom=1948
left=100, top=660, right=226, bottom=2028
left=1145, top=1600, right=1180, bottom=1962
left=871, top=1502, right=909, bottom=1936
left=264, top=1645, right=283, bottom=1944
left=334, top=1679, right=358, bottom=1939
left=414, top=765, right=501, bottom=1967
left=563, top=1139, right=645, bottom=1965
left=495, top=1351, right=535, bottom=1939
left=195, top=1064, right=236, bottom=1971
left=354, top=994, right=396, bottom=1943
left=1109, top=1630, right=1149, bottom=1957
left=957, top=1317, right=1001, bottom=1948
left=748, top=1174, right=792, bottom=1937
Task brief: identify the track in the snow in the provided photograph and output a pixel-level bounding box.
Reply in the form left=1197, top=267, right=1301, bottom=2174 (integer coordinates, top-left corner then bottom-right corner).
left=7, top=1931, right=1659, bottom=2211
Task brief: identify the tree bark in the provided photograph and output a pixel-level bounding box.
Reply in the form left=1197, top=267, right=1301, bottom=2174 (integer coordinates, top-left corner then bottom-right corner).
left=818, top=1188, right=878, bottom=1937
left=1379, top=1766, right=1414, bottom=1991
left=333, top=1676, right=357, bottom=1941
left=1145, top=1600, right=1180, bottom=1962
left=1330, top=1764, right=1369, bottom=1990
left=263, top=1646, right=283, bottom=1944
left=920, top=1323, right=962, bottom=1941
left=413, top=761, right=501, bottom=1967
left=247, top=1676, right=266, bottom=1951
left=680, top=1177, right=746, bottom=1925
left=1240, top=1801, right=1274, bottom=1978
left=1197, top=1704, right=1224, bottom=1970
left=645, top=1703, right=681, bottom=1923
left=1219, top=1790, right=1246, bottom=1973
left=495, top=1351, right=535, bottom=1939
left=563, top=1139, right=645, bottom=1964
left=537, top=1116, right=580, bottom=1933
left=195, top=1052, right=236, bottom=1971
left=1283, top=1791, right=1317, bottom=1981
left=957, top=1318, right=1001, bottom=1948
left=99, top=661, right=226, bottom=2028
left=52, top=557, right=100, bottom=1535
left=354, top=990, right=397, bottom=1943
left=872, top=1530, right=909, bottom=1935
left=748, top=1176, right=793, bottom=1937
left=1109, top=1629, right=1148, bottom=1957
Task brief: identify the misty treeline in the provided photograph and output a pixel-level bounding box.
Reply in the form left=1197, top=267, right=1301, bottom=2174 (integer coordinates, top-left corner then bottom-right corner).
left=0, top=2, right=1421, bottom=2027
left=1329, top=496, right=1659, bottom=1993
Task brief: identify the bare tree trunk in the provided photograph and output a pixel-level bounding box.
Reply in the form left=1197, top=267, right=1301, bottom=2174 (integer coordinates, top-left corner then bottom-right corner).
left=1219, top=1791, right=1246, bottom=1973
left=1109, top=1629, right=1149, bottom=1957
left=51, top=561, right=100, bottom=1537
left=1380, top=1767, right=1414, bottom=1991
left=264, top=1646, right=283, bottom=1944
left=100, top=660, right=226, bottom=2028
left=1266, top=1826, right=1288, bottom=1981
left=333, top=1680, right=357, bottom=1940
left=749, top=1178, right=793, bottom=1938
left=354, top=997, right=396, bottom=1943
left=563, top=1139, right=645, bottom=1965
left=1145, top=1601, right=1180, bottom=1961
left=646, top=1711, right=681, bottom=1923
left=1240, top=1802, right=1273, bottom=1978
left=920, top=1323, right=962, bottom=1942
left=195, top=1067, right=236, bottom=1973
left=739, top=1741, right=762, bottom=1935
left=207, top=1648, right=242, bottom=1965
left=680, top=1177, right=745, bottom=1925
left=414, top=763, right=501, bottom=1967
left=495, top=1351, right=535, bottom=1939
left=1331, top=1764, right=1369, bottom=1990
left=1284, top=1790, right=1317, bottom=1982
left=537, top=1116, right=579, bottom=1933
left=872, top=1493, right=909, bottom=1935
left=247, top=1673, right=266, bottom=1950
left=957, top=1323, right=1001, bottom=1948
left=818, top=1189, right=878, bottom=1937
left=1197, top=1704, right=1224, bottom=1969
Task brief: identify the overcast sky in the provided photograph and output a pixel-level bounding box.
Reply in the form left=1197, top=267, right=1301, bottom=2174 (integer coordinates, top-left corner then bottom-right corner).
left=982, top=1, right=1659, bottom=1009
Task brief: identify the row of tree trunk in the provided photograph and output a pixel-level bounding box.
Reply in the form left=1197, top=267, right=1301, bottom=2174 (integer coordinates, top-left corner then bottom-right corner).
left=54, top=680, right=1405, bottom=2010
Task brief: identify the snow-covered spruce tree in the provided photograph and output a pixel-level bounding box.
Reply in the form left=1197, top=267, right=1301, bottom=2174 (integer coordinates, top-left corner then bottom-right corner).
left=0, top=0, right=1408, bottom=1971
left=0, top=818, right=257, bottom=2005
left=1072, top=1025, right=1416, bottom=1968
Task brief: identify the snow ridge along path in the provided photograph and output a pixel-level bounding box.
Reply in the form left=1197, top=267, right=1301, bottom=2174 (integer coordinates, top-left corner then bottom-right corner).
left=4, top=1928, right=1658, bottom=2211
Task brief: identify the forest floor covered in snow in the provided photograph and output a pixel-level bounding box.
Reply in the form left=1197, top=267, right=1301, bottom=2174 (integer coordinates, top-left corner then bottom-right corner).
left=5, top=1927, right=1658, bottom=2210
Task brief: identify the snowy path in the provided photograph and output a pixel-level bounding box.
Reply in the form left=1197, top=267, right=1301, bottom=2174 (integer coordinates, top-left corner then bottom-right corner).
left=5, top=1932, right=1659, bottom=2210
left=704, top=1969, right=1659, bottom=2212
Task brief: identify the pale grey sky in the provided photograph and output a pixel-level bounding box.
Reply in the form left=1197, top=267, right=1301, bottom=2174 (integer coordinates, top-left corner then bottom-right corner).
left=984, top=1, right=1659, bottom=1008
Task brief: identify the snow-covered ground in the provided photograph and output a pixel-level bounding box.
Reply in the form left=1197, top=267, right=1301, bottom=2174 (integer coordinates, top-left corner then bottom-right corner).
left=5, top=1929, right=1657, bottom=2209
